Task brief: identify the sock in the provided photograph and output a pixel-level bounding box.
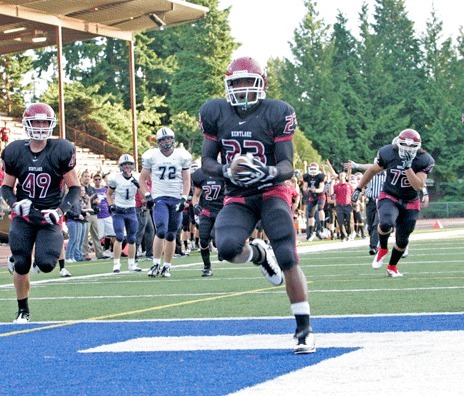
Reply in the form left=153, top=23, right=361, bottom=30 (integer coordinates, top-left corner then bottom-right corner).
left=200, top=248, right=211, bottom=268
left=163, top=262, right=171, bottom=268
left=389, top=247, right=404, bottom=266
left=250, top=244, right=263, bottom=264
left=113, top=259, right=120, bottom=266
left=379, top=232, right=390, bottom=249
left=59, top=258, right=65, bottom=270
left=128, top=258, right=135, bottom=266
left=18, top=298, right=29, bottom=312
left=184, top=240, right=188, bottom=250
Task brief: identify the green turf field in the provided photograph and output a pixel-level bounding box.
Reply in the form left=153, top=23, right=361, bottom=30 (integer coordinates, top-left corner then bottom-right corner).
left=1, top=229, right=463, bottom=323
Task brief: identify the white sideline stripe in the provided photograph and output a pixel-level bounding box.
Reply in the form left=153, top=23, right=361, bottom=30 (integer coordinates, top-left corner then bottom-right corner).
left=1, top=285, right=464, bottom=302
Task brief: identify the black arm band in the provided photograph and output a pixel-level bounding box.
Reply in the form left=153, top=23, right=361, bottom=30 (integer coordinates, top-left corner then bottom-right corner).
left=2, top=185, right=17, bottom=207
left=59, top=185, right=81, bottom=214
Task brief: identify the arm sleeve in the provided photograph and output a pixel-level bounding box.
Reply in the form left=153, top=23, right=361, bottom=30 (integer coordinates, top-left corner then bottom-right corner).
left=59, top=185, right=81, bottom=214
left=2, top=185, right=16, bottom=207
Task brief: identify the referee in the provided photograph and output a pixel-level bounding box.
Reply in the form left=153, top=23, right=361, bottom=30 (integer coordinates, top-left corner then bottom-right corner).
left=346, top=160, right=385, bottom=255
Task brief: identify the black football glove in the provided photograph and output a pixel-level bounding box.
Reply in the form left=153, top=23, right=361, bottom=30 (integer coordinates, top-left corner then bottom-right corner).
left=145, top=193, right=155, bottom=209
left=193, top=204, right=203, bottom=216
left=176, top=196, right=187, bottom=212
left=235, top=157, right=278, bottom=187
left=351, top=188, right=362, bottom=203
left=403, top=151, right=415, bottom=169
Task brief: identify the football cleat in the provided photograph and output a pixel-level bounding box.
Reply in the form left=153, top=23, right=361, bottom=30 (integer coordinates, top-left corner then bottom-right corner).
left=372, top=247, right=388, bottom=269
left=369, top=248, right=377, bottom=256
left=307, top=233, right=316, bottom=242
left=386, top=265, right=403, bottom=277
left=147, top=263, right=160, bottom=277
left=32, top=262, right=41, bottom=274
left=251, top=239, right=284, bottom=286
left=113, top=263, right=121, bottom=273
left=129, top=264, right=142, bottom=272
left=13, top=309, right=30, bottom=324
left=7, top=255, right=14, bottom=275
left=201, top=268, right=213, bottom=277
left=401, top=247, right=409, bottom=258
left=59, top=268, right=72, bottom=277
left=294, top=326, right=316, bottom=354
left=160, top=265, right=171, bottom=277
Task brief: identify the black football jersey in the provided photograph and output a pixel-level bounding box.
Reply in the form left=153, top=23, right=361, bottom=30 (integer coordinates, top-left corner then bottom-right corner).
left=191, top=168, right=225, bottom=213
left=376, top=144, right=434, bottom=201
left=302, top=173, right=326, bottom=198
left=199, top=98, right=297, bottom=196
left=1, top=139, right=77, bottom=210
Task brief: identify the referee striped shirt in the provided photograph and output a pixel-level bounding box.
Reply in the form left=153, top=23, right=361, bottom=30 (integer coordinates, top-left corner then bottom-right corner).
left=365, top=172, right=386, bottom=199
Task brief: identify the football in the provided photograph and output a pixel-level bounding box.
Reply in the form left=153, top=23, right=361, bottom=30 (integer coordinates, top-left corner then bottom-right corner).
left=230, top=154, right=253, bottom=179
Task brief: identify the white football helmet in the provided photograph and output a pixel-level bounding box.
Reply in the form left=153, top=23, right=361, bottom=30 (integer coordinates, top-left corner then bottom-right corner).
left=156, top=127, right=175, bottom=151
left=118, top=154, right=135, bottom=174
left=308, top=162, right=320, bottom=176
left=392, top=129, right=422, bottom=159
left=22, top=103, right=56, bottom=140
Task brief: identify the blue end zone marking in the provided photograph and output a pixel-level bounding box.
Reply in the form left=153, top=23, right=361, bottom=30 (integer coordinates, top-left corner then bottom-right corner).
left=0, top=314, right=463, bottom=395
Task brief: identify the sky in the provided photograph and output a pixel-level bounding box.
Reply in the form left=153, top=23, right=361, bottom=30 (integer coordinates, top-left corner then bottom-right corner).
left=219, top=0, right=463, bottom=66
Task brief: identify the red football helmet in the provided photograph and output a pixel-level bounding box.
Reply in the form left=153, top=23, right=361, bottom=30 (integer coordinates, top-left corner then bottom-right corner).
left=22, top=103, right=56, bottom=140
left=308, top=162, right=320, bottom=176
left=393, top=129, right=421, bottom=159
left=224, top=57, right=267, bottom=109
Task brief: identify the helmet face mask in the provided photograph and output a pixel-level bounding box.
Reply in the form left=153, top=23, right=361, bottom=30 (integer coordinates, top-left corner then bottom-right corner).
left=225, top=57, right=267, bottom=110
left=156, top=127, right=175, bottom=151
left=22, top=103, right=56, bottom=140
left=308, top=162, right=319, bottom=176
left=393, top=129, right=421, bottom=159
left=118, top=154, right=135, bottom=174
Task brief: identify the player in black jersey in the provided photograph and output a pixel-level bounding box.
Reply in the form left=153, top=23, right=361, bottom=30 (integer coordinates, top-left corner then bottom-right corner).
left=1, top=103, right=81, bottom=323
left=352, top=129, right=435, bottom=277
left=200, top=57, right=315, bottom=354
left=302, top=162, right=326, bottom=241
left=191, top=167, right=225, bottom=277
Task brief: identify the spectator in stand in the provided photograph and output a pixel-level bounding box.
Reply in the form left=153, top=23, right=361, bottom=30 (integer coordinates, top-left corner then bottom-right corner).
left=0, top=158, right=4, bottom=218
left=92, top=173, right=114, bottom=259
left=1, top=126, right=10, bottom=151
left=80, top=170, right=103, bottom=260
left=65, top=186, right=88, bottom=263
left=352, top=129, right=435, bottom=277
left=135, top=180, right=155, bottom=261
left=330, top=171, right=354, bottom=241
left=302, top=162, right=326, bottom=241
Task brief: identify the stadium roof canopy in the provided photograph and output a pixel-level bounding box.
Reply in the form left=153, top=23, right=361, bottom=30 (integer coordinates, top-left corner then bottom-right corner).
left=0, top=0, right=207, bottom=55
left=0, top=1, right=208, bottom=163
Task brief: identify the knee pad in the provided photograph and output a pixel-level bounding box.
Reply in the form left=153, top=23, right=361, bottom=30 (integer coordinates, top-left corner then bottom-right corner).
left=115, top=234, right=125, bottom=243
left=126, top=235, right=136, bottom=244
left=217, top=236, right=244, bottom=262
left=379, top=223, right=394, bottom=234
left=199, top=239, right=210, bottom=250
left=13, top=257, right=32, bottom=275
left=36, top=261, right=56, bottom=274
left=156, top=230, right=166, bottom=239
left=165, top=232, right=176, bottom=242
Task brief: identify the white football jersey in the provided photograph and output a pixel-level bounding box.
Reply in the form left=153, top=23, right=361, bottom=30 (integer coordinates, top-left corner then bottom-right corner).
left=107, top=172, right=140, bottom=208
left=142, top=147, right=192, bottom=198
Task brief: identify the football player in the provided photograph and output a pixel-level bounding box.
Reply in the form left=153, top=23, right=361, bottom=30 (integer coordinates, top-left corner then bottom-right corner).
left=191, top=166, right=226, bottom=276
left=199, top=56, right=315, bottom=354
left=352, top=129, right=435, bottom=276
left=302, top=162, right=326, bottom=241
left=139, top=127, right=192, bottom=278
left=1, top=103, right=81, bottom=324
left=106, top=154, right=141, bottom=273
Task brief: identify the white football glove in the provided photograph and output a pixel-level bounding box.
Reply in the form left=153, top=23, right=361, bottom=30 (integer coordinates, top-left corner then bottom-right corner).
left=13, top=199, right=32, bottom=216
left=235, top=157, right=277, bottom=187
left=41, top=209, right=62, bottom=225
